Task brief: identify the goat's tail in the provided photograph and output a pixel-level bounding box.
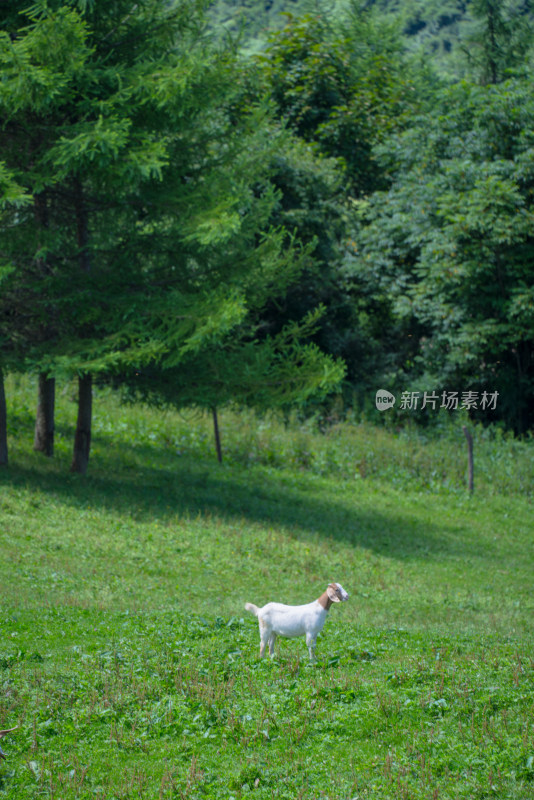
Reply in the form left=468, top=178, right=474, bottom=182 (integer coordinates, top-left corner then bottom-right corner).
left=244, top=602, right=259, bottom=616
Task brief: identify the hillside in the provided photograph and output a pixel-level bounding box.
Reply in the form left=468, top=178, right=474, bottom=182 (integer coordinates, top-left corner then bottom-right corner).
left=0, top=376, right=533, bottom=798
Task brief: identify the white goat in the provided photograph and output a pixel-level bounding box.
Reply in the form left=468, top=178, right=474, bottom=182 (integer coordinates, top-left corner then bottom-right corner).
left=245, top=582, right=349, bottom=661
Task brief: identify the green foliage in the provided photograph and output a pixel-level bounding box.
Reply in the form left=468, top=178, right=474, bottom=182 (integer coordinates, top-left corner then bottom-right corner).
left=349, top=77, right=534, bottom=432
left=358, top=0, right=534, bottom=82
left=465, top=0, right=533, bottom=83
left=0, top=5, right=91, bottom=112
left=121, top=308, right=346, bottom=411
left=0, top=375, right=533, bottom=798
left=0, top=163, right=32, bottom=209
left=0, top=0, right=344, bottom=440
left=208, top=0, right=534, bottom=81
left=260, top=5, right=415, bottom=194
left=244, top=137, right=369, bottom=395
left=240, top=5, right=427, bottom=404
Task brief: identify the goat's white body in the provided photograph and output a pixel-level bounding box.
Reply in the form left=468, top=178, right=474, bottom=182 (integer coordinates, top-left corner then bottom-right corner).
left=249, top=600, right=328, bottom=639
left=245, top=582, right=348, bottom=660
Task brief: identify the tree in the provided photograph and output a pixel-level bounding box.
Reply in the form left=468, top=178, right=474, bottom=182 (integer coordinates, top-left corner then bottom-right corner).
left=350, top=78, right=534, bottom=432
left=247, top=5, right=425, bottom=410
left=0, top=1, right=102, bottom=470
left=260, top=4, right=417, bottom=195
left=0, top=0, right=345, bottom=471
left=464, top=0, right=533, bottom=84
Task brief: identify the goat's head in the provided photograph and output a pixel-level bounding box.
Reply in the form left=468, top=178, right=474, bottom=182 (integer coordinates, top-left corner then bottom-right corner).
left=327, top=582, right=349, bottom=603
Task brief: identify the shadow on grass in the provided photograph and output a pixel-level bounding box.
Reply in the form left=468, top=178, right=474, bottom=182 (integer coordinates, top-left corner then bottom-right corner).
left=1, top=431, right=476, bottom=562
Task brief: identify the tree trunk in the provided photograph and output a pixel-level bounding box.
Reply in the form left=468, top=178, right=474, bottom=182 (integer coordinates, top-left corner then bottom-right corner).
left=33, top=194, right=56, bottom=457
left=0, top=369, right=7, bottom=467
left=71, top=374, right=92, bottom=474
left=34, top=373, right=55, bottom=456
left=487, top=7, right=499, bottom=84
left=71, top=180, right=93, bottom=474
left=74, top=178, right=91, bottom=275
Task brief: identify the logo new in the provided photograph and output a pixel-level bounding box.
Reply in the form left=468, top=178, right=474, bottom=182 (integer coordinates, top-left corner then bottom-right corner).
left=375, top=390, right=396, bottom=411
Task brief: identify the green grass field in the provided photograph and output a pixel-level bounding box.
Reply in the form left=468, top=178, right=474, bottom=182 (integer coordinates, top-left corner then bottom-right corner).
left=0, top=376, right=533, bottom=799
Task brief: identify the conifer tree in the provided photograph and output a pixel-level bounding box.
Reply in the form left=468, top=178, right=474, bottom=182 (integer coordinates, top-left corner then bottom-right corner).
left=0, top=1, right=344, bottom=472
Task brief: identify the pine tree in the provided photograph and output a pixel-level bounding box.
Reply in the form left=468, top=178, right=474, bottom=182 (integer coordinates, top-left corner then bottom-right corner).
left=0, top=1, right=344, bottom=472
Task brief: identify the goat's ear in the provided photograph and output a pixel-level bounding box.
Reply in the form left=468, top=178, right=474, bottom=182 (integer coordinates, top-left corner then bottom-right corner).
left=327, top=585, right=340, bottom=602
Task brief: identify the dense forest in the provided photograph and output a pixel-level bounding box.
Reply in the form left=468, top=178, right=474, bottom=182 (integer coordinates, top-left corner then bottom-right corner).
left=211, top=0, right=533, bottom=72
left=1, top=0, right=533, bottom=474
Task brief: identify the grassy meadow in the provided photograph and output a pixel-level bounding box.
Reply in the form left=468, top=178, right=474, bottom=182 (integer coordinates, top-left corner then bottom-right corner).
left=0, top=375, right=533, bottom=799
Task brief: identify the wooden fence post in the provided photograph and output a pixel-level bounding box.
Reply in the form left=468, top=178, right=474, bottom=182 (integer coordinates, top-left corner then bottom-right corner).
left=462, top=426, right=474, bottom=493
left=212, top=407, right=223, bottom=464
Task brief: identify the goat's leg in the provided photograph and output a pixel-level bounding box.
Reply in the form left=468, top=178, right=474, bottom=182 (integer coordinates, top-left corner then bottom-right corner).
left=268, top=633, right=277, bottom=658
left=306, top=632, right=317, bottom=662
left=259, top=620, right=269, bottom=658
